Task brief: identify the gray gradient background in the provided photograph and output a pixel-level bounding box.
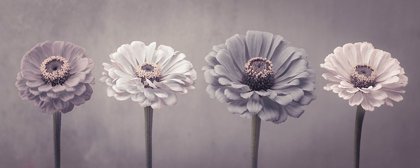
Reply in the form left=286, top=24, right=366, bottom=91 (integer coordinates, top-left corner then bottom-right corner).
left=1, top=0, right=419, bottom=168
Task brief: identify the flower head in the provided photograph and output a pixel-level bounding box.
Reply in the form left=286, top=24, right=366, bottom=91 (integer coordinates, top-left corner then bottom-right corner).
left=15, top=41, right=95, bottom=114
left=320, top=42, right=408, bottom=111
left=203, top=31, right=316, bottom=124
left=100, top=41, right=196, bottom=109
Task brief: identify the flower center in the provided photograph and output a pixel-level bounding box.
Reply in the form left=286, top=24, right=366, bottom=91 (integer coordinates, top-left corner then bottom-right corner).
left=350, top=64, right=376, bottom=88
left=242, top=57, right=274, bottom=91
left=40, top=56, right=70, bottom=86
left=135, top=62, right=161, bottom=83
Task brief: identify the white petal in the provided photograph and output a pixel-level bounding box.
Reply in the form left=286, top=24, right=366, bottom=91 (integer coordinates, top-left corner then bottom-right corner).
left=162, top=91, right=177, bottom=106
left=145, top=42, right=156, bottom=63
left=349, top=91, right=363, bottom=106
left=131, top=41, right=147, bottom=63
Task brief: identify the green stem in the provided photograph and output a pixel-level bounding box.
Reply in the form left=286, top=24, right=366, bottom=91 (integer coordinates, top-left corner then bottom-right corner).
left=252, top=116, right=261, bottom=168
left=53, top=110, right=61, bottom=168
left=144, top=106, right=153, bottom=168
left=354, top=105, right=366, bottom=168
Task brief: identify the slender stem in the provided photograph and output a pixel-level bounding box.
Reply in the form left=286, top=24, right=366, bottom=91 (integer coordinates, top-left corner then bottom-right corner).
left=53, top=110, right=61, bottom=168
left=144, top=106, right=153, bottom=168
left=252, top=116, right=261, bottom=168
left=354, top=105, right=366, bottom=168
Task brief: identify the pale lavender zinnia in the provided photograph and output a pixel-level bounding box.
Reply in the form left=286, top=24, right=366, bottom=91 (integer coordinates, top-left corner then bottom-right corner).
left=320, top=42, right=408, bottom=111
left=203, top=30, right=316, bottom=124
left=15, top=41, right=95, bottom=114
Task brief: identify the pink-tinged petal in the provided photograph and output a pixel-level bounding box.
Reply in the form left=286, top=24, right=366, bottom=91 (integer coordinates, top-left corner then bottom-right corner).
left=144, top=42, right=156, bottom=63
left=38, top=84, right=52, bottom=92
left=53, top=99, right=65, bottom=111
left=384, top=99, right=394, bottom=107
left=162, top=91, right=177, bottom=106
left=345, top=87, right=359, bottom=93
left=107, top=86, right=116, bottom=97
left=21, top=70, right=41, bottom=81
left=349, top=91, right=363, bottom=106
left=360, top=95, right=374, bottom=111
left=370, top=90, right=387, bottom=100
left=65, top=74, right=82, bottom=87
left=16, top=79, right=29, bottom=91
left=144, top=88, right=156, bottom=101
left=47, top=92, right=59, bottom=99
left=156, top=45, right=175, bottom=66
left=70, top=96, right=86, bottom=106
left=60, top=91, right=74, bottom=102
left=74, top=84, right=86, bottom=96
left=117, top=43, right=137, bottom=68
left=29, top=88, right=40, bottom=96
left=360, top=42, right=375, bottom=64
left=70, top=58, right=89, bottom=74
left=64, top=83, right=76, bottom=92
left=131, top=41, right=147, bottom=63
left=322, top=73, right=341, bottom=82
left=52, top=85, right=66, bottom=92
left=26, top=79, right=45, bottom=88
left=114, top=93, right=131, bottom=101
left=83, top=73, right=95, bottom=84
left=333, top=47, right=353, bottom=72
left=151, top=99, right=162, bottom=109
left=338, top=81, right=354, bottom=89
left=338, top=89, right=354, bottom=100
left=385, top=91, right=403, bottom=102
left=61, top=103, right=74, bottom=113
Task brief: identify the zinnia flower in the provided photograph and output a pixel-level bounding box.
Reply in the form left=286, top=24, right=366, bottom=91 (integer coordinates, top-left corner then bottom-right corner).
left=202, top=30, right=316, bottom=124
left=100, top=41, right=197, bottom=109
left=320, top=42, right=408, bottom=111
left=15, top=41, right=95, bottom=114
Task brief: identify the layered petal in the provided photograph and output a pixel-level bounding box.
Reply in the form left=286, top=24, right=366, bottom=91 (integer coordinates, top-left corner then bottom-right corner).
left=321, top=42, right=407, bottom=111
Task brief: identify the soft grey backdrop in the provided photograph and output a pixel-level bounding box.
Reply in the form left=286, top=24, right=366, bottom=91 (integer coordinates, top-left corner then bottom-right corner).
left=1, top=0, right=419, bottom=167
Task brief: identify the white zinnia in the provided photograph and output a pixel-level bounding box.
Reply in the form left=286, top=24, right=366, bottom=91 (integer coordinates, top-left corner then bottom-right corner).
left=100, top=41, right=196, bottom=109
left=321, top=42, right=408, bottom=111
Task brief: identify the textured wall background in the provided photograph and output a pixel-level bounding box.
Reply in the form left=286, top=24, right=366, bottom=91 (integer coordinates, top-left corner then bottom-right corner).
left=1, top=0, right=419, bottom=167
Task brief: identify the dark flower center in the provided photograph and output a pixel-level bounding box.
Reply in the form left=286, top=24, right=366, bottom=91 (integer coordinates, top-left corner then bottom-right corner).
left=40, top=56, right=70, bottom=86
left=242, top=57, right=274, bottom=91
left=135, top=62, right=162, bottom=84
left=350, top=64, right=376, bottom=88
